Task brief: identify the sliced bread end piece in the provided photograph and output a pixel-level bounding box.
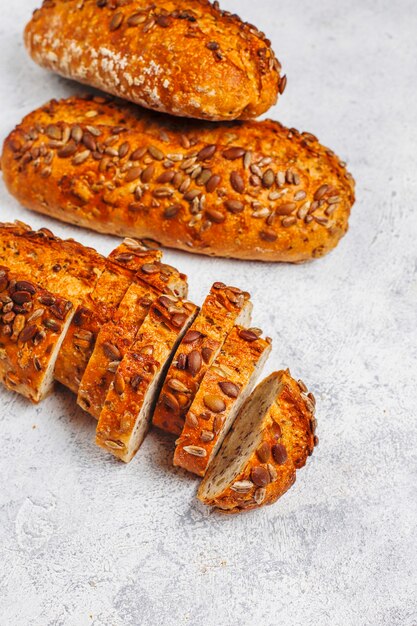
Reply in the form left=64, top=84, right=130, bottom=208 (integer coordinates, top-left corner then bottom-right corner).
left=96, top=297, right=199, bottom=462
left=197, top=370, right=317, bottom=513
left=0, top=267, right=74, bottom=403
left=174, top=326, right=272, bottom=476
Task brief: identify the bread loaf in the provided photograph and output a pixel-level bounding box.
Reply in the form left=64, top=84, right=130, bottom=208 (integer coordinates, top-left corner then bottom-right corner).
left=24, top=0, right=281, bottom=121
left=197, top=370, right=317, bottom=513
left=173, top=326, right=271, bottom=476
left=1, top=97, right=355, bottom=262
left=0, top=267, right=74, bottom=402
left=152, top=282, right=252, bottom=434
left=96, top=296, right=198, bottom=462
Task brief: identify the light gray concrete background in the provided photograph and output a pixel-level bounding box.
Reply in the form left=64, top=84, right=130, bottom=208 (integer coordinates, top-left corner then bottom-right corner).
left=0, top=1, right=416, bottom=624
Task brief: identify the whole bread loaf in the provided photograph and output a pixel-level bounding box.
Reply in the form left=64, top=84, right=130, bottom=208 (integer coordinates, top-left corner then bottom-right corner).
left=1, top=97, right=355, bottom=262
left=24, top=0, right=281, bottom=121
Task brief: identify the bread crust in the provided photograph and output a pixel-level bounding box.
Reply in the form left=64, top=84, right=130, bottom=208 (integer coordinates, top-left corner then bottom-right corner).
left=24, top=0, right=280, bottom=121
left=197, top=370, right=318, bottom=513
left=174, top=326, right=271, bottom=476
left=1, top=97, right=355, bottom=262
left=152, top=282, right=252, bottom=435
left=0, top=266, right=74, bottom=402
left=96, top=296, right=198, bottom=462
left=0, top=221, right=105, bottom=303
left=76, top=237, right=188, bottom=412
left=77, top=279, right=156, bottom=417
left=54, top=244, right=158, bottom=393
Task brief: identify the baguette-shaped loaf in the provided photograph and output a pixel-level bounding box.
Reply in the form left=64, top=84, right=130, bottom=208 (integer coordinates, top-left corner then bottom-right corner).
left=24, top=0, right=281, bottom=121
left=152, top=282, right=252, bottom=435
left=1, top=97, right=355, bottom=262
left=197, top=370, right=317, bottom=513
left=0, top=267, right=74, bottom=402
left=96, top=296, right=198, bottom=462
left=174, top=326, right=271, bottom=476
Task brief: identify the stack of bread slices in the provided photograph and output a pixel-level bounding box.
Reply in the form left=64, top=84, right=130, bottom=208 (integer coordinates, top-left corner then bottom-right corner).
left=0, top=221, right=317, bottom=513
left=0, top=0, right=339, bottom=512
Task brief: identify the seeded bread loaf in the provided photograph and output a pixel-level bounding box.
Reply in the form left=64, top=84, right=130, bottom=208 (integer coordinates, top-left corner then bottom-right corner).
left=24, top=0, right=281, bottom=121
left=152, top=282, right=252, bottom=435
left=96, top=296, right=198, bottom=462
left=0, top=267, right=74, bottom=402
left=1, top=97, right=355, bottom=262
left=197, top=370, right=318, bottom=513
left=174, top=326, right=271, bottom=476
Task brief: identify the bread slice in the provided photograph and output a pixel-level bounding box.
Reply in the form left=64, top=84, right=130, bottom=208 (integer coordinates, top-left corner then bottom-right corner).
left=0, top=266, right=74, bottom=402
left=96, top=296, right=198, bottom=462
left=77, top=239, right=188, bottom=415
left=55, top=241, right=166, bottom=393
left=77, top=279, right=156, bottom=417
left=197, top=370, right=317, bottom=513
left=152, top=283, right=252, bottom=435
left=54, top=258, right=141, bottom=393
left=174, top=326, right=272, bottom=476
left=0, top=221, right=105, bottom=303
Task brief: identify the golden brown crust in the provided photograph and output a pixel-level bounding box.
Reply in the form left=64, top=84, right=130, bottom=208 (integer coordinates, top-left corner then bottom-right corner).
left=0, top=220, right=105, bottom=303
left=77, top=279, right=156, bottom=417
left=96, top=296, right=198, bottom=462
left=108, top=238, right=188, bottom=298
left=197, top=370, right=318, bottom=513
left=54, top=243, right=157, bottom=393
left=0, top=267, right=74, bottom=402
left=24, top=0, right=280, bottom=121
left=75, top=237, right=187, bottom=411
left=1, top=97, right=355, bottom=262
left=152, top=282, right=252, bottom=435
left=174, top=326, right=271, bottom=476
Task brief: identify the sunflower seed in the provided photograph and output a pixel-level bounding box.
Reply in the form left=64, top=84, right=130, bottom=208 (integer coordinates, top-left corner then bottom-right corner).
left=231, top=480, right=254, bottom=493
left=272, top=443, right=288, bottom=465
left=203, top=394, right=226, bottom=413
left=230, top=171, right=245, bottom=193
left=183, top=445, right=207, bottom=457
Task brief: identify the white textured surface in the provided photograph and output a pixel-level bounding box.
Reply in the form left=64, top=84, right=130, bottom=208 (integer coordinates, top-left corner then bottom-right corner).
left=0, top=1, right=416, bottom=625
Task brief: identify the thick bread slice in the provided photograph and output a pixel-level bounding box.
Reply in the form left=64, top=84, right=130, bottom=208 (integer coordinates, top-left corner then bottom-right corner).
left=77, top=280, right=157, bottom=417
left=24, top=1, right=281, bottom=121
left=1, top=97, right=355, bottom=263
left=54, top=243, right=160, bottom=393
left=197, top=370, right=318, bottom=513
left=96, top=297, right=199, bottom=463
left=174, top=326, right=271, bottom=476
left=152, top=283, right=252, bottom=435
left=76, top=240, right=188, bottom=413
left=0, top=267, right=74, bottom=403
left=0, top=221, right=105, bottom=303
